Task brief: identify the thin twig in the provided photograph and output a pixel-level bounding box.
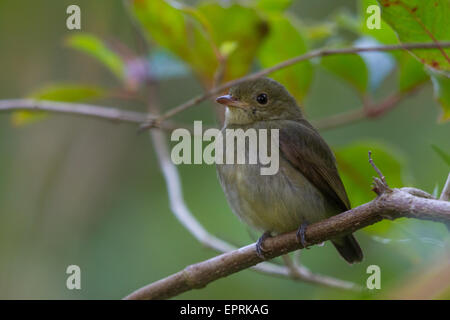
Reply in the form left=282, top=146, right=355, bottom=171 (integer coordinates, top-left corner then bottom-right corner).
left=369, top=151, right=389, bottom=189
left=0, top=99, right=195, bottom=133
left=313, top=109, right=366, bottom=131
left=139, top=41, right=450, bottom=130
left=440, top=173, right=450, bottom=201
left=0, top=61, right=425, bottom=134
left=281, top=255, right=362, bottom=290
left=0, top=99, right=150, bottom=124
left=314, top=86, right=422, bottom=131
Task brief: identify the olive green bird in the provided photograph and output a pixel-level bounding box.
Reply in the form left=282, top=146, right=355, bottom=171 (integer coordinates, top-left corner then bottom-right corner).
left=215, top=77, right=363, bottom=264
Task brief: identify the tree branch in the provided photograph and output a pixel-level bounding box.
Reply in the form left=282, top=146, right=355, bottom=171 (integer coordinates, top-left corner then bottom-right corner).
left=124, top=185, right=450, bottom=300
left=280, top=254, right=360, bottom=290
left=139, top=41, right=450, bottom=130
left=0, top=44, right=436, bottom=134
left=0, top=99, right=191, bottom=132
left=314, top=86, right=422, bottom=131
left=0, top=99, right=150, bottom=124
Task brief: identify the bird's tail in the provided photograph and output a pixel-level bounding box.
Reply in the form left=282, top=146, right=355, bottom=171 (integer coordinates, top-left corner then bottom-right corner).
left=331, top=234, right=363, bottom=264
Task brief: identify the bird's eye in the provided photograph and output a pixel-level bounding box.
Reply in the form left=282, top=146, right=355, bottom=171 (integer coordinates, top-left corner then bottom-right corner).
left=256, top=93, right=268, bottom=105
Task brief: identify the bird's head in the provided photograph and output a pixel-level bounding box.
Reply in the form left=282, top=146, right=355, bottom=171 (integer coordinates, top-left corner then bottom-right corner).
left=216, top=77, right=303, bottom=125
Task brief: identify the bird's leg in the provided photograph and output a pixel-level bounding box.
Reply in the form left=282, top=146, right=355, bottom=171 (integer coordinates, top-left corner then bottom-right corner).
left=256, top=231, right=272, bottom=260
left=296, top=223, right=310, bottom=249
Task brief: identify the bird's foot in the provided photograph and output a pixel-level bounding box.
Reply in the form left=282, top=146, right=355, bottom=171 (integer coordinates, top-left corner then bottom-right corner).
left=296, top=223, right=310, bottom=249
left=256, top=231, right=272, bottom=260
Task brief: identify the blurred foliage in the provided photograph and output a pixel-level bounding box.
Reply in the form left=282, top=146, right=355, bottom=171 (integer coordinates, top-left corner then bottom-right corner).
left=0, top=0, right=449, bottom=299
left=28, top=84, right=104, bottom=102
left=255, top=0, right=292, bottom=13
left=196, top=2, right=269, bottom=82
left=12, top=84, right=104, bottom=126
left=258, top=14, right=312, bottom=102
left=360, top=0, right=398, bottom=45
left=335, top=141, right=406, bottom=207
left=376, top=0, right=450, bottom=71
left=66, top=33, right=125, bottom=80
left=431, top=144, right=450, bottom=166
left=131, top=0, right=217, bottom=83
left=130, top=0, right=270, bottom=86
left=59, top=0, right=450, bottom=119
left=430, top=71, right=450, bottom=122
left=356, top=1, right=429, bottom=93
left=321, top=53, right=369, bottom=95
left=398, top=52, right=429, bottom=92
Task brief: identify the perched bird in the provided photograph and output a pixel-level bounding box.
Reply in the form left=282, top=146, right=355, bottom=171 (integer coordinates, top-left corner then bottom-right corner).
left=215, top=77, right=363, bottom=264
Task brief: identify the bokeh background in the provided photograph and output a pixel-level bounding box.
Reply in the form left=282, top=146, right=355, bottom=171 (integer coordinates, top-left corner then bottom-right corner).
left=0, top=0, right=449, bottom=299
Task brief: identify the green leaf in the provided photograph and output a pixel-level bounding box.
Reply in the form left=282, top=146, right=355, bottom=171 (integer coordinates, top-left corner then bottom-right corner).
left=303, top=22, right=336, bottom=42
left=12, top=111, right=48, bottom=127
left=196, top=2, right=269, bottom=82
left=321, top=53, right=369, bottom=95
left=66, top=33, right=125, bottom=80
left=429, top=71, right=450, bottom=122
left=131, top=1, right=268, bottom=86
left=334, top=9, right=361, bottom=33
left=29, top=84, right=104, bottom=102
left=359, top=1, right=435, bottom=92
left=258, top=14, right=313, bottom=103
left=431, top=144, right=450, bottom=165
left=376, top=0, right=450, bottom=71
left=335, top=141, right=408, bottom=237
left=130, top=0, right=217, bottom=85
left=398, top=52, right=429, bottom=92
left=219, top=41, right=238, bottom=58
left=12, top=84, right=104, bottom=126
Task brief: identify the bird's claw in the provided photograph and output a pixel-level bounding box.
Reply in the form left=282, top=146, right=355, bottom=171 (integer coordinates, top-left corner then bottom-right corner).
left=296, top=223, right=310, bottom=249
left=256, top=231, right=272, bottom=260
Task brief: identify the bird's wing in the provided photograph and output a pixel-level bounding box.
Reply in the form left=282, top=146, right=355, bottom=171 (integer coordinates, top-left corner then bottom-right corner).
left=277, top=119, right=351, bottom=213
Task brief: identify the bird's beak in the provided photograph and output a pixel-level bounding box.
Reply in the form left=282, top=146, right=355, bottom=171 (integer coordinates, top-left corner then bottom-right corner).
left=215, top=94, right=247, bottom=109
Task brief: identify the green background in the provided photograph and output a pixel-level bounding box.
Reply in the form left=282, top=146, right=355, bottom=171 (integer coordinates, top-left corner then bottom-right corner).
left=0, top=0, right=449, bottom=299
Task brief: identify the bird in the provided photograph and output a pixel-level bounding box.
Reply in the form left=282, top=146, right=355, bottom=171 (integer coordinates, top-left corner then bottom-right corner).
left=215, top=77, right=363, bottom=264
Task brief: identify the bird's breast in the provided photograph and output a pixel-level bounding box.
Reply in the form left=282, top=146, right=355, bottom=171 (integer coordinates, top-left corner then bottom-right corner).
left=217, top=152, right=331, bottom=234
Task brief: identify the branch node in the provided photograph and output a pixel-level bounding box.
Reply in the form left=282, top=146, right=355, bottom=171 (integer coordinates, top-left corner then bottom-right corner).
left=371, top=177, right=388, bottom=196
left=183, top=265, right=206, bottom=290
left=138, top=119, right=159, bottom=133
left=401, top=187, right=436, bottom=199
